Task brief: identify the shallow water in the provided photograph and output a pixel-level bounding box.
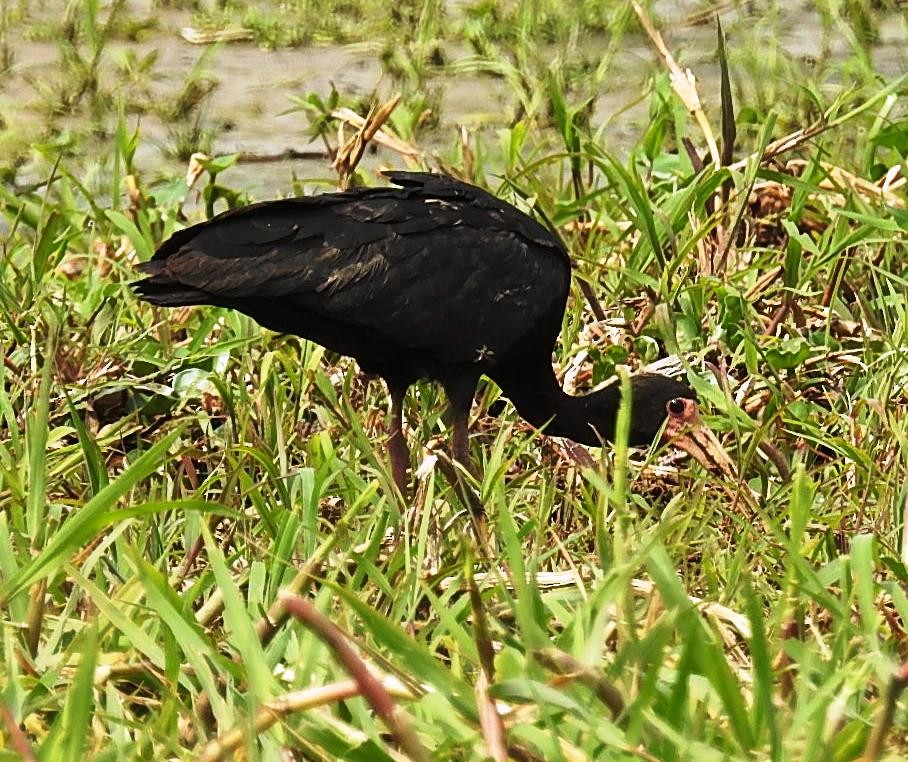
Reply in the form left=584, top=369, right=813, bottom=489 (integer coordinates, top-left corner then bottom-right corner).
left=2, top=0, right=905, bottom=197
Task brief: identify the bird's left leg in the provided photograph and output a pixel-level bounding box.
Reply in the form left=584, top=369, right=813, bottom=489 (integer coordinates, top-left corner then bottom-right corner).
left=387, top=383, right=411, bottom=497
left=446, top=378, right=478, bottom=476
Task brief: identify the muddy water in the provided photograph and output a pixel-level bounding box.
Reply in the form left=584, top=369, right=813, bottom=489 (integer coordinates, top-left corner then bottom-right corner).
left=2, top=0, right=905, bottom=197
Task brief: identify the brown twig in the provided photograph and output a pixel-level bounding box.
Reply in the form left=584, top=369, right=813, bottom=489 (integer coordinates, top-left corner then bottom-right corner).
left=460, top=125, right=475, bottom=181
left=630, top=299, right=656, bottom=336
left=772, top=617, right=801, bottom=702
left=281, top=593, right=431, bottom=762
left=4, top=354, right=21, bottom=376
left=1, top=704, right=36, bottom=761
left=681, top=137, right=706, bottom=174
left=727, top=119, right=829, bottom=172
left=744, top=266, right=785, bottom=302
left=533, top=648, right=625, bottom=720
left=236, top=147, right=330, bottom=164
left=757, top=440, right=791, bottom=482
left=332, top=104, right=419, bottom=159
left=198, top=681, right=360, bottom=762
left=255, top=559, right=324, bottom=647
left=578, top=278, right=608, bottom=323
left=764, top=297, right=793, bottom=337
left=861, top=658, right=908, bottom=762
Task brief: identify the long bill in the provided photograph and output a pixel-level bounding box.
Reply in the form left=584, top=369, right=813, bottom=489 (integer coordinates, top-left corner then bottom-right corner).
left=662, top=397, right=737, bottom=481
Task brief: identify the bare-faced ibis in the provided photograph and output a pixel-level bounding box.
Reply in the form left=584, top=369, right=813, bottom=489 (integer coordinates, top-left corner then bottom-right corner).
left=135, top=172, right=722, bottom=493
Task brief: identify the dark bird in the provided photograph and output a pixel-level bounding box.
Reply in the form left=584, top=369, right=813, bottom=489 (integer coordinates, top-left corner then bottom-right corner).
left=135, top=172, right=718, bottom=494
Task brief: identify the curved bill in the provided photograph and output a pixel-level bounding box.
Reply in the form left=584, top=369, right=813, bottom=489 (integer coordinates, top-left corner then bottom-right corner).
left=663, top=398, right=737, bottom=481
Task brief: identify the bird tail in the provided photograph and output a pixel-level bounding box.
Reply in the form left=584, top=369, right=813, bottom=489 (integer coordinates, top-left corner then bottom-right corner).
left=133, top=262, right=211, bottom=306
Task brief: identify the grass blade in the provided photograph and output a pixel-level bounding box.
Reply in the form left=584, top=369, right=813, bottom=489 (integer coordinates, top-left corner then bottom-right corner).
left=1, top=426, right=184, bottom=603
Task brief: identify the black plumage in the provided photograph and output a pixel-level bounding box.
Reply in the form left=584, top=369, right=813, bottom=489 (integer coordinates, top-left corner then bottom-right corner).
left=135, top=171, right=696, bottom=492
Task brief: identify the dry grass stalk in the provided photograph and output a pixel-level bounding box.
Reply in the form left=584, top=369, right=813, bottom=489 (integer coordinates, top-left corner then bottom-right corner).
left=468, top=575, right=508, bottom=762
left=332, top=96, right=419, bottom=189
left=630, top=1, right=720, bottom=167
left=793, top=159, right=906, bottom=209
left=331, top=104, right=419, bottom=159
left=729, top=119, right=829, bottom=172
left=441, top=571, right=753, bottom=640
left=197, top=678, right=419, bottom=762
left=180, top=27, right=254, bottom=44
left=185, top=152, right=208, bottom=189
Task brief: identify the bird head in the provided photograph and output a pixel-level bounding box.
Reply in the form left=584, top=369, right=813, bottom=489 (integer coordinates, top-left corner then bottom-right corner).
left=575, top=374, right=735, bottom=478
left=573, top=373, right=697, bottom=447
left=624, top=374, right=698, bottom=446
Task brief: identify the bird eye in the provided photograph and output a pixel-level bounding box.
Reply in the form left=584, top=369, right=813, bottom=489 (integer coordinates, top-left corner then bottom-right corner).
left=667, top=398, right=686, bottom=415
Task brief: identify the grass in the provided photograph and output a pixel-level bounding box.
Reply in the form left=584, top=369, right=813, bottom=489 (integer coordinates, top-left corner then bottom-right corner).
left=1, top=0, right=908, bottom=759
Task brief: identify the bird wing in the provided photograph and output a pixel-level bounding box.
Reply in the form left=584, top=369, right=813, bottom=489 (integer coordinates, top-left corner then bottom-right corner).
left=137, top=173, right=571, bottom=365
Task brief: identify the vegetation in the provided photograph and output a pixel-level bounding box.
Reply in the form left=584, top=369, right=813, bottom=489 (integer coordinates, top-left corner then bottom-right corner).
left=0, top=0, right=907, bottom=759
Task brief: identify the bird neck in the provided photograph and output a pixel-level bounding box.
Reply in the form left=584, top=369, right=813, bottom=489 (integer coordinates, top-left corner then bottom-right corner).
left=494, top=365, right=621, bottom=445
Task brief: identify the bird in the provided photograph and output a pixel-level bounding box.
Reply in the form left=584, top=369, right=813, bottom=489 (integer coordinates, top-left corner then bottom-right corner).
left=134, top=171, right=711, bottom=496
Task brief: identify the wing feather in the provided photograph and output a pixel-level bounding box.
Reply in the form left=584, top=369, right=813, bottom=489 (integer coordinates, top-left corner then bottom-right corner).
left=136, top=173, right=570, bottom=366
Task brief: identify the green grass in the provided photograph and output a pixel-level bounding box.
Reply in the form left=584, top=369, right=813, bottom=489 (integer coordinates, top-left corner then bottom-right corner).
left=1, top=0, right=908, bottom=759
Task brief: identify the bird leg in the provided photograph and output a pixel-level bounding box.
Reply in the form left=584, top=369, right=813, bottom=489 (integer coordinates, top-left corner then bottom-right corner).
left=387, top=385, right=410, bottom=498
left=451, top=405, right=472, bottom=476
left=442, top=380, right=490, bottom=540
left=445, top=379, right=480, bottom=479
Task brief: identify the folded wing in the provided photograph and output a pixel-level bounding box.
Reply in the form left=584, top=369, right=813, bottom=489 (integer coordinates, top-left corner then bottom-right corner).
left=135, top=173, right=571, bottom=366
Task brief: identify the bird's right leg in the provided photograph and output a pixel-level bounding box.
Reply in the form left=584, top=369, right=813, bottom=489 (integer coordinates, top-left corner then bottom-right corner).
left=387, top=384, right=410, bottom=497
